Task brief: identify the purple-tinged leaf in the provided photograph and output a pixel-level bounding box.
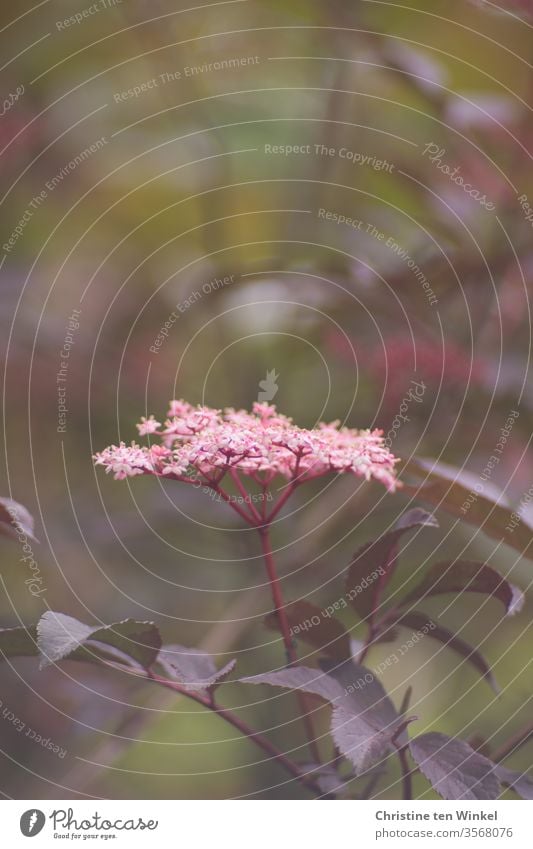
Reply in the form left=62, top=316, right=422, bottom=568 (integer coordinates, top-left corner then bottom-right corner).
left=265, top=600, right=352, bottom=661
left=156, top=645, right=236, bottom=692
left=241, top=661, right=403, bottom=774
left=409, top=732, right=501, bottom=800
left=399, top=611, right=499, bottom=693
left=37, top=611, right=161, bottom=670
left=404, top=561, right=524, bottom=615
left=404, top=457, right=533, bottom=560
left=495, top=765, right=533, bottom=799
left=89, top=620, right=162, bottom=670
left=37, top=612, right=93, bottom=668
left=346, top=509, right=438, bottom=622
left=0, top=497, right=37, bottom=542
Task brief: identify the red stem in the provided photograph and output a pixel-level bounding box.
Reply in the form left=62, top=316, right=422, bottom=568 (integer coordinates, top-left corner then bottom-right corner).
left=147, top=671, right=323, bottom=795
left=258, top=525, right=322, bottom=763
left=392, top=720, right=416, bottom=801
left=258, top=527, right=296, bottom=661
left=210, top=482, right=257, bottom=525
left=397, top=745, right=413, bottom=800
left=163, top=468, right=257, bottom=526
left=173, top=468, right=323, bottom=765
left=267, top=481, right=298, bottom=523
left=229, top=468, right=263, bottom=524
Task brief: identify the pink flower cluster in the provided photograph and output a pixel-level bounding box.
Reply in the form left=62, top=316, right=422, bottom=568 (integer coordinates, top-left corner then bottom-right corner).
left=94, top=401, right=400, bottom=491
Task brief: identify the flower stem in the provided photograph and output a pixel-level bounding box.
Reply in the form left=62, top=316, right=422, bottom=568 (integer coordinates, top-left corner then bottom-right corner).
left=258, top=527, right=296, bottom=663
left=397, top=744, right=413, bottom=800
left=392, top=720, right=416, bottom=800
left=229, top=469, right=263, bottom=524
left=258, top=525, right=322, bottom=763
left=267, top=480, right=298, bottom=523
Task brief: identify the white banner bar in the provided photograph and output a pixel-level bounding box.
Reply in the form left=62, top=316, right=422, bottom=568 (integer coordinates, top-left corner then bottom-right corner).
left=2, top=800, right=531, bottom=848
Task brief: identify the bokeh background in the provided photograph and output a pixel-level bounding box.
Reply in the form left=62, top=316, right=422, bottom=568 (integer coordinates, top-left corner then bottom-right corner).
left=1, top=0, right=533, bottom=799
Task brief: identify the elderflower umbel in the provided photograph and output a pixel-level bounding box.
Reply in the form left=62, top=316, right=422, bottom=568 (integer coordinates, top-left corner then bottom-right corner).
left=94, top=401, right=400, bottom=492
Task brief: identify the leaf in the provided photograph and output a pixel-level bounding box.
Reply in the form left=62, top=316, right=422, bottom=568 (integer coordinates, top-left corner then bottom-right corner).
left=0, top=625, right=38, bottom=659
left=89, top=620, right=162, bottom=670
left=404, top=560, right=524, bottom=615
left=0, top=497, right=37, bottom=542
left=37, top=611, right=161, bottom=670
left=398, top=611, right=499, bottom=693
left=265, top=600, right=352, bottom=660
left=404, top=457, right=533, bottom=561
left=37, top=612, right=94, bottom=667
left=495, top=765, right=533, bottom=800
left=409, top=732, right=501, bottom=800
left=156, top=645, right=236, bottom=692
left=241, top=661, right=403, bottom=774
left=346, top=509, right=438, bottom=622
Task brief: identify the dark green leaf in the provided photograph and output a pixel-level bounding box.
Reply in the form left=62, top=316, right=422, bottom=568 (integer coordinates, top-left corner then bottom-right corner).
left=403, top=560, right=523, bottom=615
left=409, top=732, right=500, bottom=799
left=241, top=661, right=403, bottom=774
left=265, top=600, right=352, bottom=660
left=346, top=508, right=438, bottom=622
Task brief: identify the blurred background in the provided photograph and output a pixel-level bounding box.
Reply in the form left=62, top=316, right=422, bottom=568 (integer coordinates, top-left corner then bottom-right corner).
left=1, top=0, right=532, bottom=799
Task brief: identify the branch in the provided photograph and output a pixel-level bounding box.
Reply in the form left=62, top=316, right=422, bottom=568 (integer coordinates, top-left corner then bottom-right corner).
left=146, top=671, right=324, bottom=795
left=492, top=721, right=533, bottom=764
left=258, top=526, right=322, bottom=763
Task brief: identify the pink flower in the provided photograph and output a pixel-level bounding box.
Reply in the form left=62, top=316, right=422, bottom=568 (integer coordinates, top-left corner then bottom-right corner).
left=137, top=416, right=161, bottom=436
left=94, top=442, right=155, bottom=480
left=94, top=401, right=401, bottom=493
